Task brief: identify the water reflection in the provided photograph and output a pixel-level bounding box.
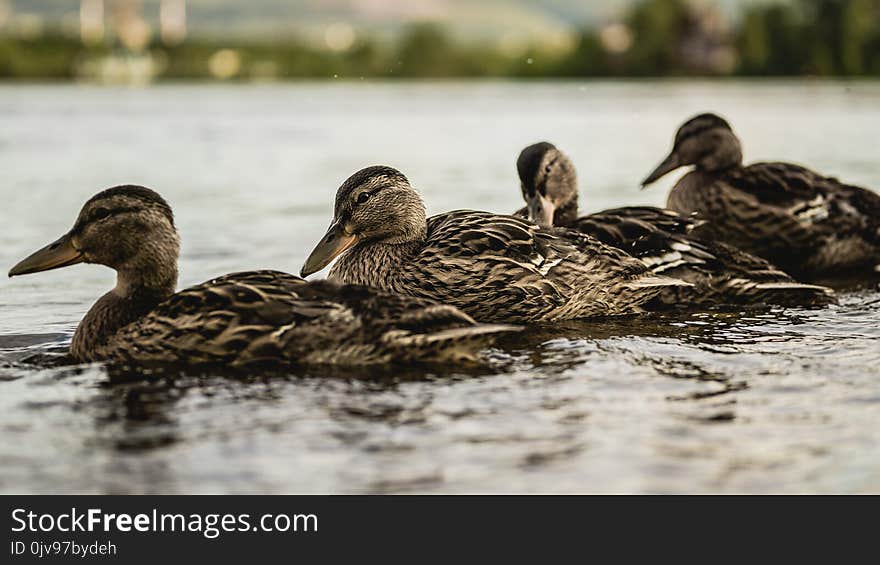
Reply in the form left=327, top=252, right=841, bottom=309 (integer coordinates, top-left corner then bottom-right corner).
left=0, top=302, right=864, bottom=469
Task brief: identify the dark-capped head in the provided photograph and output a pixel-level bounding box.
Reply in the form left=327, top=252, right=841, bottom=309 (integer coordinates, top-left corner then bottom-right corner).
left=641, top=113, right=743, bottom=187
left=301, top=166, right=426, bottom=277
left=516, top=142, right=578, bottom=227
left=9, top=185, right=179, bottom=280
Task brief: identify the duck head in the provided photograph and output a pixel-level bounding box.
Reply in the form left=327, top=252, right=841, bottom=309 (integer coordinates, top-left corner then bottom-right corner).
left=301, top=166, right=427, bottom=277
left=9, top=185, right=180, bottom=293
left=642, top=113, right=743, bottom=187
left=516, top=142, right=578, bottom=227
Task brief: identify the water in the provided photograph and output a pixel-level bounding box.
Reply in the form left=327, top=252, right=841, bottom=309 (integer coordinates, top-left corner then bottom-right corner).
left=1, top=81, right=879, bottom=493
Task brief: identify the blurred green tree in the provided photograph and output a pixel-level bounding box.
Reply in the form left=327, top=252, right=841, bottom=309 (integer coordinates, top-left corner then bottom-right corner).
left=737, top=3, right=807, bottom=75
left=625, top=0, right=690, bottom=75
left=395, top=23, right=459, bottom=77
left=2, top=0, right=880, bottom=80
left=556, top=30, right=612, bottom=76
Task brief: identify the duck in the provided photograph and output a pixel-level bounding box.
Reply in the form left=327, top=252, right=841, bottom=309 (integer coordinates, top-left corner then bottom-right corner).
left=641, top=112, right=880, bottom=279
left=8, top=185, right=519, bottom=367
left=515, top=141, right=835, bottom=307
left=300, top=165, right=690, bottom=324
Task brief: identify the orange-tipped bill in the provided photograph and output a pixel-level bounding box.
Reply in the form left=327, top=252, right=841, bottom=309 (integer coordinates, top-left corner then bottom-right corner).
left=9, top=232, right=84, bottom=277
left=300, top=221, right=358, bottom=277
left=641, top=152, right=681, bottom=188
left=526, top=193, right=556, bottom=228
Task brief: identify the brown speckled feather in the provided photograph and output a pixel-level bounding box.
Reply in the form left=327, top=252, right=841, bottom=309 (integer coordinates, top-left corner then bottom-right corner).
left=331, top=211, right=687, bottom=322
left=90, top=270, right=519, bottom=366
left=558, top=206, right=834, bottom=307
left=671, top=163, right=880, bottom=277
left=514, top=196, right=834, bottom=308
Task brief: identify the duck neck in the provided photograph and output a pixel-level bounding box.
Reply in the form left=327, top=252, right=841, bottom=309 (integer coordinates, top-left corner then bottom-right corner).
left=114, top=259, right=178, bottom=300
left=329, top=237, right=422, bottom=291
left=71, top=253, right=178, bottom=363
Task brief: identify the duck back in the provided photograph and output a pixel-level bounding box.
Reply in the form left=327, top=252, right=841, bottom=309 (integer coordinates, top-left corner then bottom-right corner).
left=90, top=270, right=518, bottom=366
left=668, top=163, right=880, bottom=277
left=331, top=210, right=688, bottom=323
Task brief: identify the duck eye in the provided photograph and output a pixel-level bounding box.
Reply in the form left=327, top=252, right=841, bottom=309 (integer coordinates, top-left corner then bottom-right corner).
left=356, top=192, right=371, bottom=204
left=544, top=165, right=552, bottom=174
left=92, top=208, right=111, bottom=221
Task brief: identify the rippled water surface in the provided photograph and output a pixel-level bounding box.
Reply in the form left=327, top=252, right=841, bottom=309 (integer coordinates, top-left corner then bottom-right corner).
left=1, top=81, right=879, bottom=493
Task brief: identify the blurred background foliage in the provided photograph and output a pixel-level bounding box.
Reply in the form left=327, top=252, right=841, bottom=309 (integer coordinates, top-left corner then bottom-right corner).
left=1, top=0, right=879, bottom=81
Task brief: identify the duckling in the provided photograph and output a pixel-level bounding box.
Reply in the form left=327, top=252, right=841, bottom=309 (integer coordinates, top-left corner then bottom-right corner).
left=516, top=142, right=835, bottom=307
left=8, top=185, right=518, bottom=366
left=642, top=113, right=880, bottom=278
left=300, top=166, right=690, bottom=323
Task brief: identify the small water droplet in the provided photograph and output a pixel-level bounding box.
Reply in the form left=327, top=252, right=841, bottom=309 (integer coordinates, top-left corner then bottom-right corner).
left=526, top=58, right=534, bottom=65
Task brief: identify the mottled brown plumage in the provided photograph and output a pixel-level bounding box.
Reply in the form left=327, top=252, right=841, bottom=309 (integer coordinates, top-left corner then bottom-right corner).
left=302, top=166, right=689, bottom=323
left=9, top=186, right=518, bottom=367
left=516, top=142, right=835, bottom=307
left=642, top=113, right=880, bottom=278
left=98, top=270, right=517, bottom=366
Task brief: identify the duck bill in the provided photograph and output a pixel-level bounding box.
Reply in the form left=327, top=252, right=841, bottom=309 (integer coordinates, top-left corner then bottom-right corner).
left=8, top=232, right=84, bottom=277
left=641, top=152, right=681, bottom=188
left=526, top=193, right=556, bottom=227
left=300, top=221, right=358, bottom=277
